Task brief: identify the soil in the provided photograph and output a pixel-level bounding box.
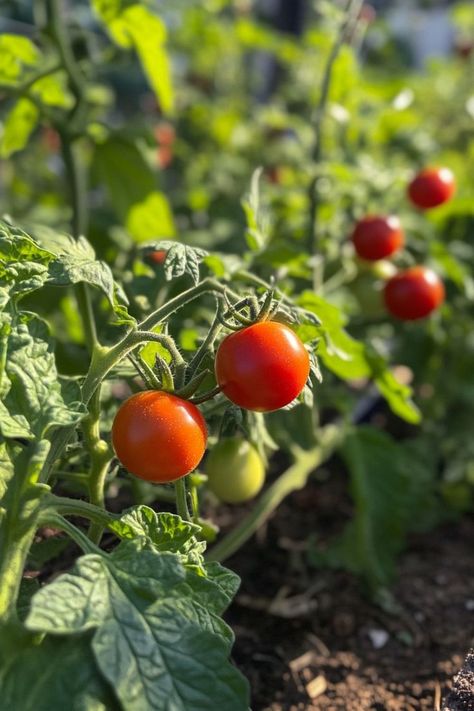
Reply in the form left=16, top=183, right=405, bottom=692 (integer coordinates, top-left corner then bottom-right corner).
left=219, top=469, right=474, bottom=710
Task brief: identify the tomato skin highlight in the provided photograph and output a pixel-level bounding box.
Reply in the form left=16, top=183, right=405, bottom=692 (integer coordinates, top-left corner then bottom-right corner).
left=215, top=321, right=310, bottom=412
left=351, top=215, right=404, bottom=261
left=206, top=438, right=265, bottom=504
left=407, top=167, right=455, bottom=209
left=112, top=391, right=207, bottom=482
left=383, top=266, right=445, bottom=321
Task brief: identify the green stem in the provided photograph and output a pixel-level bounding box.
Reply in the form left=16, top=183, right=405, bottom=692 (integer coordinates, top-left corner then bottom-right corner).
left=0, top=63, right=62, bottom=97
left=39, top=513, right=102, bottom=556
left=81, top=389, right=113, bottom=544
left=56, top=106, right=88, bottom=240
left=307, top=0, right=364, bottom=290
left=186, top=309, right=223, bottom=378
left=188, top=482, right=200, bottom=524
left=129, top=352, right=164, bottom=390
left=190, top=386, right=221, bottom=405
left=0, top=518, right=39, bottom=623
left=207, top=426, right=343, bottom=563
left=42, top=494, right=117, bottom=527
left=41, top=279, right=233, bottom=485
left=82, top=279, right=231, bottom=405
left=175, top=478, right=191, bottom=522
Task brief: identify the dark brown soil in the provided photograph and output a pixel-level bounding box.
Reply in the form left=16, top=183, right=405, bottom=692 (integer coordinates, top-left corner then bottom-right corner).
left=443, top=650, right=474, bottom=711
left=220, top=473, right=474, bottom=710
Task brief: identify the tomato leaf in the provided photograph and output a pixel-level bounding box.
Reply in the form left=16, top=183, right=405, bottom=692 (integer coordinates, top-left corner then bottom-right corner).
left=0, top=633, right=120, bottom=711
left=142, top=241, right=208, bottom=285
left=33, top=226, right=132, bottom=324
left=0, top=98, right=39, bottom=158
left=0, top=313, right=85, bottom=440
left=92, top=137, right=175, bottom=243
left=91, top=1, right=174, bottom=114
left=309, top=427, right=437, bottom=590
left=24, top=539, right=250, bottom=710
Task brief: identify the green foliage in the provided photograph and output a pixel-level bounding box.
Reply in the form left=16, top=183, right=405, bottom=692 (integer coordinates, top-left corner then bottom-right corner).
left=92, top=137, right=175, bottom=243
left=310, top=427, right=438, bottom=591
left=0, top=99, right=39, bottom=158
left=16, top=516, right=249, bottom=711
left=91, top=1, right=174, bottom=113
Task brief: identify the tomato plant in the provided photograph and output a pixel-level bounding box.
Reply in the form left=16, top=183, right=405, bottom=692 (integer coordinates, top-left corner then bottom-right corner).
left=0, top=0, right=473, bottom=707
left=383, top=266, right=445, bottom=321
left=112, top=391, right=208, bottom=482
left=215, top=321, right=311, bottom=412
left=206, top=438, right=265, bottom=504
left=407, top=167, right=456, bottom=209
left=351, top=215, right=404, bottom=261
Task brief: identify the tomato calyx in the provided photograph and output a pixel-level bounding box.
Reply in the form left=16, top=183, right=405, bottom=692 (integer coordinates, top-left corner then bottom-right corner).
left=218, top=282, right=294, bottom=333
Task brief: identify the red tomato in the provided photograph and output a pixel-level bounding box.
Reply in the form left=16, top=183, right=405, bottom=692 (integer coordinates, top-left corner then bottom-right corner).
left=407, top=167, right=455, bottom=209
left=383, top=267, right=445, bottom=320
left=351, top=215, right=404, bottom=261
left=215, top=321, right=310, bottom=412
left=112, top=391, right=207, bottom=482
left=148, top=250, right=167, bottom=265
left=157, top=146, right=173, bottom=169
left=154, top=122, right=176, bottom=146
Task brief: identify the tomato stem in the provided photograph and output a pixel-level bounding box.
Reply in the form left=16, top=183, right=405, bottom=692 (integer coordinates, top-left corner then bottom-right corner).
left=175, top=478, right=191, bottom=522
left=189, top=386, right=221, bottom=405
left=307, top=0, right=364, bottom=291
left=39, top=513, right=103, bottom=556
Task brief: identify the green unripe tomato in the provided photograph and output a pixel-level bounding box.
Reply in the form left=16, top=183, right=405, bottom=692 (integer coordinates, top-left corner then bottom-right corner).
left=205, top=437, right=265, bottom=504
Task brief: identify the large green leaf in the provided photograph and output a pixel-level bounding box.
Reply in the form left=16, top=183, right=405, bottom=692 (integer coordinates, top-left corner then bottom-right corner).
left=93, top=137, right=175, bottom=242
left=34, top=227, right=132, bottom=322
left=0, top=219, right=132, bottom=322
left=0, top=35, right=39, bottom=84
left=25, top=538, right=250, bottom=711
left=0, top=35, right=72, bottom=155
left=0, top=220, right=53, bottom=298
left=0, top=634, right=120, bottom=711
left=310, top=427, right=437, bottom=589
left=0, top=98, right=39, bottom=157
left=91, top=1, right=174, bottom=113
left=0, top=312, right=85, bottom=440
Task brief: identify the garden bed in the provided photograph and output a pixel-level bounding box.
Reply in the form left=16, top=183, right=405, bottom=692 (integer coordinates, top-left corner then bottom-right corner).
left=221, top=472, right=474, bottom=710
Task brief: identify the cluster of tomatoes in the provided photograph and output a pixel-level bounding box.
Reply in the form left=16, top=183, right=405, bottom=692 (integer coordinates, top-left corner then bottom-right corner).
left=351, top=167, right=455, bottom=320
left=112, top=320, right=310, bottom=499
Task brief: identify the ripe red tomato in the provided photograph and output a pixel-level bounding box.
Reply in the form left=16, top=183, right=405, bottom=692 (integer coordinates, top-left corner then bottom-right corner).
left=154, top=122, right=176, bottom=146
left=215, top=321, right=310, bottom=412
left=351, top=215, right=404, bottom=261
left=407, top=167, right=455, bottom=209
left=157, top=146, right=173, bottom=169
left=148, top=250, right=167, bottom=265
left=112, top=391, right=207, bottom=482
left=383, top=266, right=445, bottom=320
